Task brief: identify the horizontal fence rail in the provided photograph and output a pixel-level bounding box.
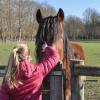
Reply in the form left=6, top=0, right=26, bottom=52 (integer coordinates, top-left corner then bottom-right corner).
left=74, top=65, right=100, bottom=76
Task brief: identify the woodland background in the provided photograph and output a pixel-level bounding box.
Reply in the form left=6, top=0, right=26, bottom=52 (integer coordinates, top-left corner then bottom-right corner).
left=0, top=0, right=100, bottom=41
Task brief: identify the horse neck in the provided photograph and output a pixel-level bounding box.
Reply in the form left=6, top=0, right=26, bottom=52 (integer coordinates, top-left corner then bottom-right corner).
left=54, top=38, right=64, bottom=60
left=54, top=38, right=70, bottom=71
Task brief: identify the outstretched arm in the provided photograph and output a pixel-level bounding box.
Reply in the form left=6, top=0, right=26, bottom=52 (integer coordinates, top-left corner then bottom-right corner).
left=35, top=46, right=60, bottom=77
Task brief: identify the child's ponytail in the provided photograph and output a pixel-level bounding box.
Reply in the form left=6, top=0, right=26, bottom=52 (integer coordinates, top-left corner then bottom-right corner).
left=5, top=47, right=20, bottom=88
left=4, top=44, right=30, bottom=89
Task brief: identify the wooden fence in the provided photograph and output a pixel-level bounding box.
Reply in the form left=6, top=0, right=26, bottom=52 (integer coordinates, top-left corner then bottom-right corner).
left=70, top=59, right=100, bottom=100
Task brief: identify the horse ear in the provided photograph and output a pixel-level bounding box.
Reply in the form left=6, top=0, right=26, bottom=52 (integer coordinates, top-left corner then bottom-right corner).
left=57, top=8, right=64, bottom=22
left=36, top=9, right=43, bottom=23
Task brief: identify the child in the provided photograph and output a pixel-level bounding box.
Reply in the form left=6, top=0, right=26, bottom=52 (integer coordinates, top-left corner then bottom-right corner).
left=0, top=43, right=60, bottom=100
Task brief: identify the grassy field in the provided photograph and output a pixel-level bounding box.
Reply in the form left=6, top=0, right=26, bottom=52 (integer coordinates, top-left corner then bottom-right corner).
left=0, top=40, right=100, bottom=66
left=76, top=40, right=100, bottom=66
left=0, top=41, right=36, bottom=65
left=0, top=40, right=100, bottom=100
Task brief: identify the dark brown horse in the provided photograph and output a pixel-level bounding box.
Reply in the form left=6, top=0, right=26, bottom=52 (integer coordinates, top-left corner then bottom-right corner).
left=35, top=8, right=85, bottom=100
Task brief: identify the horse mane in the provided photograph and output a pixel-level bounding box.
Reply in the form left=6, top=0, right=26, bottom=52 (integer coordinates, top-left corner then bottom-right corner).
left=35, top=16, right=59, bottom=63
left=63, top=32, right=74, bottom=59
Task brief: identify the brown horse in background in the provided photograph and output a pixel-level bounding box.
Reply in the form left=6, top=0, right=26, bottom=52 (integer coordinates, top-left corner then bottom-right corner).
left=35, top=8, right=85, bottom=100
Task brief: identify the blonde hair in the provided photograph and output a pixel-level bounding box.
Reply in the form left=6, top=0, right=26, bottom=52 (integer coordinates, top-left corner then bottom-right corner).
left=5, top=44, right=31, bottom=88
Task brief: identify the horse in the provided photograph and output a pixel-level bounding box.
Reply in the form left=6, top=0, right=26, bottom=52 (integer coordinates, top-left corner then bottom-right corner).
left=35, top=8, right=85, bottom=100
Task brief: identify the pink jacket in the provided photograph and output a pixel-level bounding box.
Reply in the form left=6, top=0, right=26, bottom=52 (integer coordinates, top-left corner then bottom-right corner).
left=0, top=46, right=59, bottom=100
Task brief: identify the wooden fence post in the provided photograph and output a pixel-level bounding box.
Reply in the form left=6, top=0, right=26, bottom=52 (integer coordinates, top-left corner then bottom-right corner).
left=70, top=59, right=85, bottom=100
left=50, top=62, right=64, bottom=100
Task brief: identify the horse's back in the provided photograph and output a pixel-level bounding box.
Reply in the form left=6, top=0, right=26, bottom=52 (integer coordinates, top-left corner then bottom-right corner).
left=70, top=42, right=85, bottom=61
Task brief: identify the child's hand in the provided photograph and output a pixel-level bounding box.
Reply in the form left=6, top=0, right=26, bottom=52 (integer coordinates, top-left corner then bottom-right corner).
left=51, top=44, right=56, bottom=50
left=42, top=42, right=48, bottom=52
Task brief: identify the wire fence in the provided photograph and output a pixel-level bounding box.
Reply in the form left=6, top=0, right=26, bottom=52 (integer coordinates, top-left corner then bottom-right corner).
left=84, top=77, right=100, bottom=100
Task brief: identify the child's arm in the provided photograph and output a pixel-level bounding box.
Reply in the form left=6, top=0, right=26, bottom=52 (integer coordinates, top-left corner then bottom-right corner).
left=35, top=46, right=60, bottom=77
left=0, top=79, right=9, bottom=100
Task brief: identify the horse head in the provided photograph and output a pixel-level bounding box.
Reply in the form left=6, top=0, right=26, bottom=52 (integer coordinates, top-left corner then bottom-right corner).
left=35, top=8, right=65, bottom=63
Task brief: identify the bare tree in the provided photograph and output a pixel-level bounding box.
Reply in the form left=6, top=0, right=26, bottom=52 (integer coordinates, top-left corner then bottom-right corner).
left=65, top=15, right=84, bottom=40
left=83, top=8, right=100, bottom=39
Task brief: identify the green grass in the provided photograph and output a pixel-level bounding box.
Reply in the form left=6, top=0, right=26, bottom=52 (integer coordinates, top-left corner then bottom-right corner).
left=0, top=41, right=36, bottom=65
left=0, top=42, right=14, bottom=65
left=0, top=40, right=100, bottom=66
left=74, top=41, right=100, bottom=66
